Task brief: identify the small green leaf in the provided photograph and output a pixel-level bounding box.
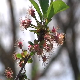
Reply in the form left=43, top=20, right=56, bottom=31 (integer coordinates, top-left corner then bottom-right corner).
left=24, top=75, right=27, bottom=79
left=52, top=0, right=69, bottom=15
left=28, top=41, right=34, bottom=45
left=34, top=39, right=38, bottom=44
left=23, top=50, right=27, bottom=55
left=29, top=30, right=37, bottom=33
left=28, top=58, right=33, bottom=63
left=47, top=0, right=69, bottom=24
left=39, top=0, right=49, bottom=18
left=50, top=0, right=53, bottom=5
left=16, top=53, right=22, bottom=59
left=30, top=52, right=35, bottom=56
left=29, top=0, right=42, bottom=20
left=47, top=3, right=54, bottom=23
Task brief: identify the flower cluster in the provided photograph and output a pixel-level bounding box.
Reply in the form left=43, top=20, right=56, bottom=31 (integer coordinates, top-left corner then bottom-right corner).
left=5, top=67, right=13, bottom=79
left=20, top=18, right=31, bottom=30
left=5, top=7, right=65, bottom=80
left=16, top=8, right=65, bottom=65
left=27, top=26, right=64, bottom=64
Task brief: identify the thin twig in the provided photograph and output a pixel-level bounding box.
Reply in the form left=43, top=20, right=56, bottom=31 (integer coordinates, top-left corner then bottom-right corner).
left=14, top=55, right=31, bottom=80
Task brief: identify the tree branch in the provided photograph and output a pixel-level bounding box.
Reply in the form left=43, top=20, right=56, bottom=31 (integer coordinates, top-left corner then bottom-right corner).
left=14, top=55, right=31, bottom=80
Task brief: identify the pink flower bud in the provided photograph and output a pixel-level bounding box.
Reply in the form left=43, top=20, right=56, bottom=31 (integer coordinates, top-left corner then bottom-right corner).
left=29, top=8, right=35, bottom=17
left=52, top=27, right=56, bottom=33
left=42, top=55, right=47, bottom=62
left=18, top=41, right=23, bottom=49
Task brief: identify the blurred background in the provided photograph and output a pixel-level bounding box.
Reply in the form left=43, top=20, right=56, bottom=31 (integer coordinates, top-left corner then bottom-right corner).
left=0, top=0, right=80, bottom=80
